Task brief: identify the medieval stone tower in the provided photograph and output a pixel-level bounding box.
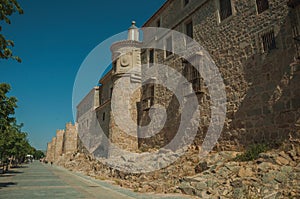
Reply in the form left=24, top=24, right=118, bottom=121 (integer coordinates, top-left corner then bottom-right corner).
left=108, top=21, right=142, bottom=156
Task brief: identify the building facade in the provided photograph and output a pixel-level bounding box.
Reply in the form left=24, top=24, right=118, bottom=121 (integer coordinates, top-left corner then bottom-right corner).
left=73, top=0, right=300, bottom=157
left=76, top=87, right=106, bottom=155
left=139, top=0, right=300, bottom=150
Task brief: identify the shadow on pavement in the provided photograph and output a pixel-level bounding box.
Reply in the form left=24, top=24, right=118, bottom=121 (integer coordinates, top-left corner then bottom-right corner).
left=11, top=165, right=29, bottom=169
left=0, top=182, right=17, bottom=189
left=2, top=170, right=24, bottom=174
left=0, top=166, right=25, bottom=177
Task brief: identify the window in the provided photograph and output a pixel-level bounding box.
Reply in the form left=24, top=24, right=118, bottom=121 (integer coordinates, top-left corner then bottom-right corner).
left=184, top=0, right=190, bottom=7
left=149, top=49, right=154, bottom=67
left=185, top=21, right=193, bottom=39
left=219, top=0, right=232, bottom=21
left=256, top=0, right=269, bottom=14
left=262, top=30, right=276, bottom=52
left=102, top=112, right=105, bottom=121
left=183, top=60, right=201, bottom=94
left=157, top=19, right=161, bottom=27
left=143, top=84, right=154, bottom=110
left=166, top=36, right=173, bottom=57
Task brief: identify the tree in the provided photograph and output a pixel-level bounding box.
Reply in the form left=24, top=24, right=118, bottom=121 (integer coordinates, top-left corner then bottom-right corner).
left=33, top=150, right=45, bottom=160
left=0, top=83, right=17, bottom=172
left=0, top=0, right=23, bottom=62
left=0, top=83, right=17, bottom=130
left=0, top=83, right=40, bottom=173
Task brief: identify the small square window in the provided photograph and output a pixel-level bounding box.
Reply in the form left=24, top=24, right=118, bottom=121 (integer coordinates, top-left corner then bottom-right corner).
left=262, top=30, right=276, bottom=52
left=166, top=36, right=173, bottom=57
left=256, top=0, right=269, bottom=14
left=219, top=0, right=233, bottom=21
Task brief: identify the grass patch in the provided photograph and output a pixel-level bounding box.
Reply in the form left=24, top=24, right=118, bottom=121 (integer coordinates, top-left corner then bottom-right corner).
left=235, top=144, right=269, bottom=162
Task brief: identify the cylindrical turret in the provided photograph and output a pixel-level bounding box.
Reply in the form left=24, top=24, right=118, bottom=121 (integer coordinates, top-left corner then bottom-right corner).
left=128, top=21, right=139, bottom=41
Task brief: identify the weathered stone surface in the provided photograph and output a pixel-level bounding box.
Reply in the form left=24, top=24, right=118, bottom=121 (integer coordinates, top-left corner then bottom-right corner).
left=138, top=0, right=300, bottom=152
left=275, top=156, right=290, bottom=166
left=54, top=141, right=300, bottom=198
left=46, top=122, right=78, bottom=163
left=194, top=161, right=208, bottom=174
left=63, top=123, right=78, bottom=155
left=238, top=167, right=254, bottom=178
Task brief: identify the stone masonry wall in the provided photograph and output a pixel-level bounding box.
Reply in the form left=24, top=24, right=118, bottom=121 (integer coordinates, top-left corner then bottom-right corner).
left=140, top=0, right=300, bottom=150
left=46, top=141, right=53, bottom=162
left=109, top=76, right=140, bottom=156
left=54, top=130, right=65, bottom=159
left=51, top=137, right=56, bottom=162
left=63, top=123, right=78, bottom=154
left=108, top=41, right=142, bottom=156
left=46, top=122, right=79, bottom=163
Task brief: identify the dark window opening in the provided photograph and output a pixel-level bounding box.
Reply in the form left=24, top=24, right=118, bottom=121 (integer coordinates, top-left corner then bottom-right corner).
left=256, top=0, right=269, bottom=14
left=157, top=19, right=161, bottom=27
left=149, top=49, right=154, bottom=66
left=262, top=30, right=276, bottom=52
left=102, top=112, right=105, bottom=121
left=184, top=0, right=190, bottom=6
left=183, top=60, right=201, bottom=93
left=185, top=21, right=193, bottom=39
left=219, top=0, right=232, bottom=21
left=142, top=84, right=154, bottom=110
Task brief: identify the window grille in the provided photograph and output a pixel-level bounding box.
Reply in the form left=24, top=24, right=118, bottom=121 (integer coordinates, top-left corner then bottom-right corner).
left=256, top=0, right=269, bottom=14
left=262, top=30, right=276, bottom=52
left=219, top=0, right=232, bottom=21
left=183, top=61, right=201, bottom=94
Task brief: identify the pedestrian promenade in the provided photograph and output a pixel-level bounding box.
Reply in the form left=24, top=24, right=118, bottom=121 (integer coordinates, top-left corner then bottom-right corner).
left=0, top=161, right=187, bottom=199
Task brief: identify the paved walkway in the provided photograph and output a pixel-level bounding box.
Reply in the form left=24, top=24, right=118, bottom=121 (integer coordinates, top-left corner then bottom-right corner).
left=0, top=161, right=188, bottom=199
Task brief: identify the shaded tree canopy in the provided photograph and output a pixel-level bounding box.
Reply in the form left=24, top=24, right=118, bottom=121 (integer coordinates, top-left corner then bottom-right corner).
left=0, top=0, right=23, bottom=62
left=0, top=83, right=38, bottom=173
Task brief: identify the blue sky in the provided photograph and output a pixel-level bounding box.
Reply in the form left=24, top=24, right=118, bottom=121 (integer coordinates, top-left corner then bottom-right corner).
left=0, top=0, right=166, bottom=150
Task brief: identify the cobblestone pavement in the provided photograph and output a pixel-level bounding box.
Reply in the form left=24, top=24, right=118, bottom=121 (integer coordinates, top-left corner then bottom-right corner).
left=0, top=161, right=189, bottom=199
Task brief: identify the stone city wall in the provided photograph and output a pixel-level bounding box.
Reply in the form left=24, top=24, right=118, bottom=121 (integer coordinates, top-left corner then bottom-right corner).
left=46, top=123, right=78, bottom=162
left=139, top=0, right=300, bottom=150
left=63, top=122, right=78, bottom=155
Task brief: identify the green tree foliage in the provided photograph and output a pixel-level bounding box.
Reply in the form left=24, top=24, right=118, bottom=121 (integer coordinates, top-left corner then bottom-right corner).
left=33, top=150, right=45, bottom=160
left=0, top=83, right=17, bottom=133
left=0, top=0, right=23, bottom=62
left=0, top=83, right=36, bottom=173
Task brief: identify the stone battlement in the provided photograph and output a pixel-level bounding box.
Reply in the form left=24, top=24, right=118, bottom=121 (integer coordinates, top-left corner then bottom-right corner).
left=46, top=123, right=78, bottom=163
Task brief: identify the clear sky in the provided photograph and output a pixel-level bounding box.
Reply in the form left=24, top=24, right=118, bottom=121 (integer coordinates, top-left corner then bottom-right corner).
left=0, top=0, right=166, bottom=150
